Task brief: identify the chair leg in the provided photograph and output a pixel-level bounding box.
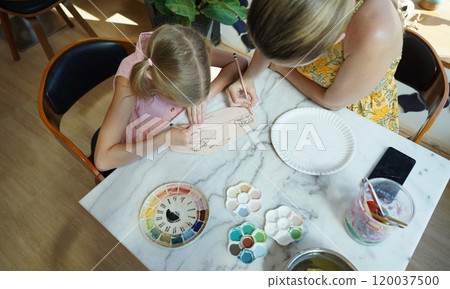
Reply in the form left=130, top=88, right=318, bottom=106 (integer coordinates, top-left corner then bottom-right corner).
left=27, top=17, right=54, bottom=60
left=55, top=5, right=74, bottom=28
left=0, top=12, right=20, bottom=61
left=62, top=0, right=97, bottom=37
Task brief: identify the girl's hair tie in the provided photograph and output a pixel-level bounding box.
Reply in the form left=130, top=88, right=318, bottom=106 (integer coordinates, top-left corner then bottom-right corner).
left=147, top=58, right=153, bottom=67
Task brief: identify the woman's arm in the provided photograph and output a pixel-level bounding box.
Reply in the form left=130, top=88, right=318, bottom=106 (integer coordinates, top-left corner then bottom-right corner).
left=271, top=42, right=397, bottom=110
left=186, top=48, right=248, bottom=123
left=272, top=13, right=402, bottom=110
left=209, top=48, right=248, bottom=99
left=272, top=0, right=403, bottom=110
left=226, top=49, right=271, bottom=107
left=94, top=77, right=191, bottom=171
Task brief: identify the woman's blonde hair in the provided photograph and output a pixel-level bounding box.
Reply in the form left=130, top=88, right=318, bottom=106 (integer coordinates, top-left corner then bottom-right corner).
left=247, top=0, right=356, bottom=64
left=130, top=25, right=211, bottom=106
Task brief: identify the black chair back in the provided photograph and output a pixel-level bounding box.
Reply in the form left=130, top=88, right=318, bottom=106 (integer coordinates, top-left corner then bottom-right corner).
left=44, top=40, right=128, bottom=115
left=0, top=0, right=57, bottom=14
left=394, top=29, right=449, bottom=143
left=395, top=31, right=438, bottom=92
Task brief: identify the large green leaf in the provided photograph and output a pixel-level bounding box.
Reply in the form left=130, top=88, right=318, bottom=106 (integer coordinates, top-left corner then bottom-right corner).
left=216, top=0, right=247, bottom=19
left=200, top=1, right=247, bottom=25
left=173, top=15, right=192, bottom=27
left=166, top=0, right=199, bottom=22
left=154, top=0, right=173, bottom=16
left=200, top=6, right=236, bottom=25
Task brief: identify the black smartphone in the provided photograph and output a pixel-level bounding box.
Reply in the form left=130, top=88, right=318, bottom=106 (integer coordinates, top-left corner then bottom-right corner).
left=368, top=147, right=416, bottom=203
left=368, top=147, right=416, bottom=185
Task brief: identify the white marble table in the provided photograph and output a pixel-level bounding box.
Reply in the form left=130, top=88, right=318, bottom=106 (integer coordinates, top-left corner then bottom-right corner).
left=80, top=69, right=450, bottom=271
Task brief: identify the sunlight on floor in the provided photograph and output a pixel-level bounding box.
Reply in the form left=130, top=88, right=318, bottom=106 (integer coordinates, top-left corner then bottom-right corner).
left=60, top=4, right=100, bottom=21
left=106, top=13, right=138, bottom=26
left=60, top=5, right=138, bottom=26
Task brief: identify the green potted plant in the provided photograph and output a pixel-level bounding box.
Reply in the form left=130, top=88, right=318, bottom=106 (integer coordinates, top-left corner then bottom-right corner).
left=145, top=0, right=248, bottom=45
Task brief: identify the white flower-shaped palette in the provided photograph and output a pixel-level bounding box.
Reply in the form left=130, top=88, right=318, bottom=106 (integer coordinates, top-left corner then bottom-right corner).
left=225, top=182, right=262, bottom=217
left=264, top=206, right=304, bottom=246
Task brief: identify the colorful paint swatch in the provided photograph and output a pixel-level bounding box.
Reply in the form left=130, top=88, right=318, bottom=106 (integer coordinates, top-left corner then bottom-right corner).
left=241, top=222, right=256, bottom=235
left=239, top=249, right=255, bottom=264
left=139, top=183, right=209, bottom=249
left=229, top=228, right=243, bottom=241
left=252, top=229, right=267, bottom=242
left=146, top=218, right=156, bottom=231
left=227, top=222, right=267, bottom=264
left=252, top=244, right=267, bottom=258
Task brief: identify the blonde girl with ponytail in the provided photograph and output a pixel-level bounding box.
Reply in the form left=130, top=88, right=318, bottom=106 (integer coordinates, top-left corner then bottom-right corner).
left=94, top=25, right=247, bottom=171
left=227, top=0, right=404, bottom=133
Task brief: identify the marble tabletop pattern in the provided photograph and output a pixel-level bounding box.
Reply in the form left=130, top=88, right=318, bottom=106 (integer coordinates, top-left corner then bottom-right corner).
left=80, top=69, right=450, bottom=271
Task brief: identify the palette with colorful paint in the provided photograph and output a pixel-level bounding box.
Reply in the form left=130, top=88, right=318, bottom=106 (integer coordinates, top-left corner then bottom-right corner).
left=228, top=222, right=267, bottom=264
left=225, top=182, right=262, bottom=217
left=264, top=206, right=304, bottom=246
left=139, top=183, right=209, bottom=249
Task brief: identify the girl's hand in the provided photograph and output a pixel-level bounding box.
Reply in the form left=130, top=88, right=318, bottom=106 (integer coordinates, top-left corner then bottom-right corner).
left=186, top=100, right=208, bottom=124
left=169, top=124, right=193, bottom=147
left=226, top=78, right=258, bottom=108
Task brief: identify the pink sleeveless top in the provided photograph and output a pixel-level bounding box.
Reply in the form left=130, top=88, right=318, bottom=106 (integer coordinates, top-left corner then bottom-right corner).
left=115, top=32, right=184, bottom=143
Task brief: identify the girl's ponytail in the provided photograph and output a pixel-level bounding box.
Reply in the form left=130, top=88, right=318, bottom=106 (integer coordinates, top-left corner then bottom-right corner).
left=130, top=58, right=153, bottom=98
left=129, top=25, right=211, bottom=106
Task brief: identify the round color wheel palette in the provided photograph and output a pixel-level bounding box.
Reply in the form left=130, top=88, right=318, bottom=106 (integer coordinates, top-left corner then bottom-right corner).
left=139, top=183, right=209, bottom=249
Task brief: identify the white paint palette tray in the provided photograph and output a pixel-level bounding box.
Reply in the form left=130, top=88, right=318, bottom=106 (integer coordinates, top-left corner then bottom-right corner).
left=264, top=206, right=304, bottom=246
left=225, top=182, right=262, bottom=217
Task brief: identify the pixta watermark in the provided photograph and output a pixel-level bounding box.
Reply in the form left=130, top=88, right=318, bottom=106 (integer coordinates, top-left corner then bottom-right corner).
left=125, top=114, right=325, bottom=160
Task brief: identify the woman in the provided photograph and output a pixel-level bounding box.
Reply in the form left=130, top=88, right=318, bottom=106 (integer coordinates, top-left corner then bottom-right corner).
left=227, top=0, right=404, bottom=132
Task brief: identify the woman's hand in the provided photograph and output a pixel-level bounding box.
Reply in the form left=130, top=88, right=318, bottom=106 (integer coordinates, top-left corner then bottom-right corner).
left=186, top=100, right=208, bottom=124
left=225, top=49, right=269, bottom=108
left=226, top=78, right=258, bottom=108
left=169, top=124, right=193, bottom=147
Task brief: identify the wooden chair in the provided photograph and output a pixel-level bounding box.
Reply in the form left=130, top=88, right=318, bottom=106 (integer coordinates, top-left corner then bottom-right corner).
left=0, top=0, right=97, bottom=61
left=395, top=28, right=449, bottom=144
left=38, top=37, right=136, bottom=183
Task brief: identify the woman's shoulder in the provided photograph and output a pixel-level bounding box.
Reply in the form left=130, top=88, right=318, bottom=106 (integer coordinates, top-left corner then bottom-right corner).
left=345, top=0, right=403, bottom=54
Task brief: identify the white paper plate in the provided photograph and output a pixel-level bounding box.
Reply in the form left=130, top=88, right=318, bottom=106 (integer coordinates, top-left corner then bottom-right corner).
left=271, top=107, right=356, bottom=175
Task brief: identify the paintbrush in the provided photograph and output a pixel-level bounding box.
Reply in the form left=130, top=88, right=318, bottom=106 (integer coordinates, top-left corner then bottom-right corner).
left=365, top=177, right=385, bottom=217
left=371, top=213, right=405, bottom=228
left=385, top=215, right=408, bottom=227
left=233, top=52, right=253, bottom=115
left=362, top=190, right=372, bottom=215
left=371, top=212, right=390, bottom=225
left=364, top=178, right=408, bottom=228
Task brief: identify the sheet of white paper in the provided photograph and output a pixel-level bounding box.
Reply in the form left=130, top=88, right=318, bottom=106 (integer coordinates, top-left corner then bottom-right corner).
left=170, top=107, right=257, bottom=155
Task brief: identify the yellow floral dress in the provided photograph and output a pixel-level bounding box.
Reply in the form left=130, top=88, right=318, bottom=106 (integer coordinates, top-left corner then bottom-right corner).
left=298, top=0, right=400, bottom=133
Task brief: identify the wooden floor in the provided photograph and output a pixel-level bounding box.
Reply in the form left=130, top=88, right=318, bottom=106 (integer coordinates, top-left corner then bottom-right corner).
left=0, top=0, right=448, bottom=271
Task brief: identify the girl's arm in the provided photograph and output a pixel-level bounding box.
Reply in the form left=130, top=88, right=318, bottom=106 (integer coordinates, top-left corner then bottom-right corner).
left=186, top=48, right=248, bottom=123
left=94, top=77, right=191, bottom=171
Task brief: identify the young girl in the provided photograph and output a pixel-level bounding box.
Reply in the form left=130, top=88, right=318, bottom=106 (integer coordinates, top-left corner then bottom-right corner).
left=94, top=25, right=247, bottom=172
left=227, top=0, right=404, bottom=133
